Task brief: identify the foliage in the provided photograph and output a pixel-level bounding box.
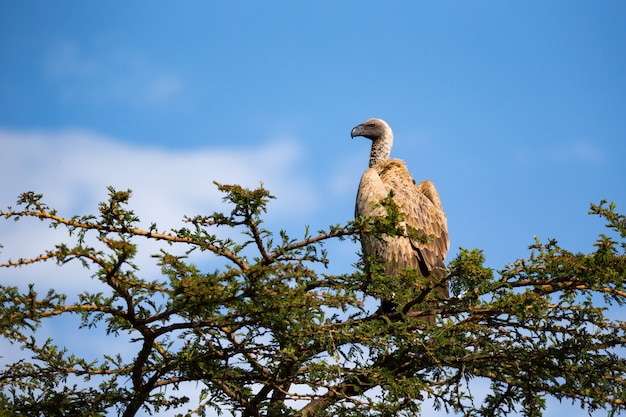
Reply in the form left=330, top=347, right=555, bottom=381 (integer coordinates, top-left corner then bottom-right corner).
left=0, top=185, right=625, bottom=417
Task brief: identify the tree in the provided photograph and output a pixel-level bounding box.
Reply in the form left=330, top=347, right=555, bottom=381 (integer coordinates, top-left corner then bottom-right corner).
left=1, top=183, right=625, bottom=417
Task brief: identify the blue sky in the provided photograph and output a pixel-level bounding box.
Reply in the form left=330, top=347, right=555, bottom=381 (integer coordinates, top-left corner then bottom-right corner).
left=1, top=2, right=625, bottom=416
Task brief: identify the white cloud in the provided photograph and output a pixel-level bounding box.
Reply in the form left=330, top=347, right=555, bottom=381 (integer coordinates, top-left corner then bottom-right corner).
left=43, top=42, right=184, bottom=106
left=0, top=127, right=317, bottom=291
left=561, top=141, right=605, bottom=165
left=1, top=126, right=314, bottom=218
left=44, top=42, right=99, bottom=78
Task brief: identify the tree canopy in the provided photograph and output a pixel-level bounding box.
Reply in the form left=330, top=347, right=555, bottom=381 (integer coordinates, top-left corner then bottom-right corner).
left=1, top=183, right=625, bottom=417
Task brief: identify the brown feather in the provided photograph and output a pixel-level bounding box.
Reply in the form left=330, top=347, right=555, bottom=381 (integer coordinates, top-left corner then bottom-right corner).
left=352, top=118, right=449, bottom=319
left=356, top=160, right=449, bottom=281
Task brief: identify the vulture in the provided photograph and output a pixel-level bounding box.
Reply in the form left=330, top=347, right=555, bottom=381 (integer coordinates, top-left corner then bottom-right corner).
left=351, top=118, right=449, bottom=318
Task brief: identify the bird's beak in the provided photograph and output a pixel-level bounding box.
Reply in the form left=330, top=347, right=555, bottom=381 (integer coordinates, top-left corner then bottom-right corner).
left=351, top=125, right=363, bottom=139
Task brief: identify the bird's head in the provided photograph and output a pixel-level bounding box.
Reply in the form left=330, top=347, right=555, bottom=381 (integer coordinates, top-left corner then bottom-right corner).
left=351, top=118, right=394, bottom=167
left=350, top=118, right=392, bottom=142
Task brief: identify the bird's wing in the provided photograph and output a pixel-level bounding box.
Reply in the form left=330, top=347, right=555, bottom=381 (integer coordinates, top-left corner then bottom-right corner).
left=355, top=167, right=389, bottom=219
left=376, top=160, right=449, bottom=278
left=355, top=166, right=404, bottom=272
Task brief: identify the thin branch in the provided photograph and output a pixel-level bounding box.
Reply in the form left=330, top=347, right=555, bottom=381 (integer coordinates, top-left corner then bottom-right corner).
left=276, top=228, right=356, bottom=255
left=0, top=252, right=59, bottom=268
left=247, top=217, right=273, bottom=265
left=1, top=208, right=250, bottom=272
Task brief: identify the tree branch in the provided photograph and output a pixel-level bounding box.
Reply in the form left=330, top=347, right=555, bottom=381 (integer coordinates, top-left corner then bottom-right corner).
left=0, top=208, right=250, bottom=272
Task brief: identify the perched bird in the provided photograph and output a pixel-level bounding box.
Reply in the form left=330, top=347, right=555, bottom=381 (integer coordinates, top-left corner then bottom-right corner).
left=351, top=118, right=449, bottom=318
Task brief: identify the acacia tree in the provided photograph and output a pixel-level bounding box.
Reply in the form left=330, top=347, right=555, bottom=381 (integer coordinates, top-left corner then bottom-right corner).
left=0, top=183, right=625, bottom=417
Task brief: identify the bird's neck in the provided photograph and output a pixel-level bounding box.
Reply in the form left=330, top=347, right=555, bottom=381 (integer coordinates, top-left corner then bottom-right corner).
left=369, top=133, right=393, bottom=167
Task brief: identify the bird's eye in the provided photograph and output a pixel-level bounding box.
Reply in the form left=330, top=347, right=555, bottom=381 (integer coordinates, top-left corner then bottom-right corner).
left=368, top=124, right=376, bottom=128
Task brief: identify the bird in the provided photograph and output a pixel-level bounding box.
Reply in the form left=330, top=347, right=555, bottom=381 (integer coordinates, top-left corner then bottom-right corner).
left=351, top=118, right=449, bottom=319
